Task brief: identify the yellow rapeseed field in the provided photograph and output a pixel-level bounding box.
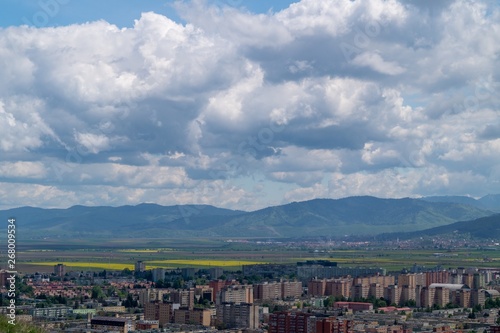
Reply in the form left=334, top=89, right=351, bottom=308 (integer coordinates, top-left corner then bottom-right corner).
left=25, top=259, right=271, bottom=271
left=25, top=262, right=134, bottom=270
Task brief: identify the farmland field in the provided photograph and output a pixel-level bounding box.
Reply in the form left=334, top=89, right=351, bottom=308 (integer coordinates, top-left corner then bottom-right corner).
left=7, top=238, right=500, bottom=274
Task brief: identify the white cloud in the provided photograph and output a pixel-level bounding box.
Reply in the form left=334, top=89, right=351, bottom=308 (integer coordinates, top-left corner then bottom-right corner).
left=74, top=132, right=111, bottom=154
left=352, top=52, right=406, bottom=75
left=0, top=161, right=47, bottom=179
left=0, top=0, right=499, bottom=209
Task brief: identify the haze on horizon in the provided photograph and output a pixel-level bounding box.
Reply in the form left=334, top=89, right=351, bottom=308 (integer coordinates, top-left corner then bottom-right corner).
left=0, top=0, right=499, bottom=211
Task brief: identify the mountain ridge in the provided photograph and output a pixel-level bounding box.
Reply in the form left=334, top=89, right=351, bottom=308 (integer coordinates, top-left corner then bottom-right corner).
left=378, top=213, right=500, bottom=241
left=1, top=195, right=498, bottom=239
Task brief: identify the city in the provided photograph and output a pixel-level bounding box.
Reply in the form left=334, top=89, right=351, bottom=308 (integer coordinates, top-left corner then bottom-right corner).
left=3, top=256, right=500, bottom=332
left=1, top=0, right=500, bottom=332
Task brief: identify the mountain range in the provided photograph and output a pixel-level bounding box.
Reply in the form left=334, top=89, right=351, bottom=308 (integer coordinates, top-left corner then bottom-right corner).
left=1, top=194, right=499, bottom=239
left=421, top=194, right=500, bottom=212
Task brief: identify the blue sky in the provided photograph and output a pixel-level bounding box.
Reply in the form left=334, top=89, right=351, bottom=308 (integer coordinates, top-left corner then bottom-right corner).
left=1, top=0, right=294, bottom=28
left=0, top=0, right=499, bottom=210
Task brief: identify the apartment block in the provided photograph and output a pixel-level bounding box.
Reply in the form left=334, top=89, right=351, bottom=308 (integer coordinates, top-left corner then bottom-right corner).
left=173, top=307, right=211, bottom=326
left=316, top=317, right=353, bottom=333
left=308, top=279, right=327, bottom=297
left=369, top=283, right=384, bottom=299
left=144, top=302, right=173, bottom=326
left=282, top=281, right=303, bottom=299
left=218, top=285, right=253, bottom=304
left=254, top=282, right=282, bottom=301
left=171, top=289, right=195, bottom=309
left=351, top=284, right=369, bottom=300
left=354, top=275, right=395, bottom=288
left=216, top=302, right=259, bottom=329
left=326, top=279, right=352, bottom=299
left=385, top=285, right=402, bottom=306
left=269, top=312, right=311, bottom=333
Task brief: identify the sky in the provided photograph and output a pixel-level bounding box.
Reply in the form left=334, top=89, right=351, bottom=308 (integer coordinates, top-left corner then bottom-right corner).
left=0, top=0, right=499, bottom=211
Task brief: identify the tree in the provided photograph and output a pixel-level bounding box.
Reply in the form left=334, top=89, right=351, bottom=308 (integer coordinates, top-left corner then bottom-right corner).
left=91, top=286, right=105, bottom=300
left=173, top=278, right=185, bottom=289
left=123, top=294, right=138, bottom=308
left=323, top=296, right=334, bottom=308
left=107, top=286, right=118, bottom=297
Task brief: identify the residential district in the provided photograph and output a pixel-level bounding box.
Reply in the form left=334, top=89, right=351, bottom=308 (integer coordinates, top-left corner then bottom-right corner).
left=3, top=261, right=500, bottom=333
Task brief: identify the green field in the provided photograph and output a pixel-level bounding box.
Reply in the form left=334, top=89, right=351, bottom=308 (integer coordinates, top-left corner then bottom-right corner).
left=10, top=238, right=500, bottom=274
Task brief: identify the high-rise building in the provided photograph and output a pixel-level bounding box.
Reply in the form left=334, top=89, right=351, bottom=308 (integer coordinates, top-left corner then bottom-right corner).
left=326, top=279, right=351, bottom=299
left=208, top=267, right=224, bottom=279
left=351, top=284, right=369, bottom=300
left=308, top=279, right=326, bottom=297
left=151, top=268, right=166, bottom=282
left=254, top=282, right=281, bottom=301
left=462, top=273, right=474, bottom=288
left=282, top=281, right=303, bottom=299
left=135, top=261, right=146, bottom=273
left=54, top=264, right=66, bottom=277
left=398, top=274, right=416, bottom=289
left=218, top=285, right=253, bottom=304
left=369, top=283, right=384, bottom=299
left=433, top=287, right=450, bottom=308
left=144, top=302, right=173, bottom=326
left=354, top=275, right=395, bottom=288
left=209, top=280, right=226, bottom=303
left=171, top=289, right=195, bottom=309
left=385, top=285, right=402, bottom=306
left=298, top=263, right=385, bottom=281
left=195, top=285, right=214, bottom=302
left=216, top=302, right=259, bottom=329
left=425, top=271, right=450, bottom=286
left=173, top=307, right=211, bottom=326
left=401, top=285, right=417, bottom=304
left=316, top=317, right=353, bottom=333
left=473, top=273, right=486, bottom=290
left=457, top=289, right=471, bottom=308
left=471, top=289, right=486, bottom=307
left=181, top=267, right=197, bottom=280
left=420, top=287, right=435, bottom=308
left=269, top=312, right=311, bottom=333
left=254, top=281, right=302, bottom=300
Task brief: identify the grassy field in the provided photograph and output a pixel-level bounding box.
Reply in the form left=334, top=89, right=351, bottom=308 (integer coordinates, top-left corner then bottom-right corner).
left=10, top=238, right=500, bottom=274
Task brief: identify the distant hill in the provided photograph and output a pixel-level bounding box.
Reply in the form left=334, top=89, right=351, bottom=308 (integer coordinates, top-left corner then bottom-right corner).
left=379, top=214, right=500, bottom=240
left=422, top=194, right=500, bottom=212
left=0, top=196, right=496, bottom=239
left=0, top=204, right=245, bottom=239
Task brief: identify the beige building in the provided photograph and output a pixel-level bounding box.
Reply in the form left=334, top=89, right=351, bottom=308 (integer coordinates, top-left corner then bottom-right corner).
left=282, top=281, right=303, bottom=299
left=254, top=282, right=281, bottom=301
left=174, top=307, right=211, bottom=326
left=171, top=289, right=195, bottom=309
left=326, top=279, right=351, bottom=299
left=218, top=285, right=253, bottom=304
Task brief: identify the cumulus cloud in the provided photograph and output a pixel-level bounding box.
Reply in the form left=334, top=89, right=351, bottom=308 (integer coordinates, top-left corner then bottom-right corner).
left=0, top=0, right=499, bottom=210
left=352, top=52, right=406, bottom=75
